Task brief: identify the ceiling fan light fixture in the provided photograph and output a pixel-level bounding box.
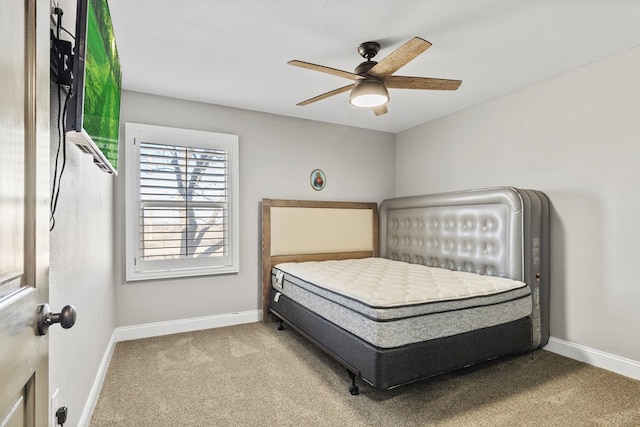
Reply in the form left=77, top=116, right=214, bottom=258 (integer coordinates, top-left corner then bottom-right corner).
left=349, top=79, right=389, bottom=108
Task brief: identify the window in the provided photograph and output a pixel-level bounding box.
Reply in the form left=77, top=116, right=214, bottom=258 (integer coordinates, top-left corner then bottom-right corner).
left=125, top=123, right=239, bottom=281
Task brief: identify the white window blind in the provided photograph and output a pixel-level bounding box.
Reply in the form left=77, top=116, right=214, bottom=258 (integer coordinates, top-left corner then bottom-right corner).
left=125, top=123, right=239, bottom=281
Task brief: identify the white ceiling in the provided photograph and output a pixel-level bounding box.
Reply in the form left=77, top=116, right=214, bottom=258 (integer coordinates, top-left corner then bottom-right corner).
left=108, top=0, right=640, bottom=133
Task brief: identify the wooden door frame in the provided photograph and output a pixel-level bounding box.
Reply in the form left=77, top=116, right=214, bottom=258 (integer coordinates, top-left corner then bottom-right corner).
left=30, top=0, right=53, bottom=424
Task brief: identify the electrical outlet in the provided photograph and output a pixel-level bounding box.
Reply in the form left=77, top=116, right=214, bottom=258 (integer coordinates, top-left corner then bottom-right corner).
left=51, top=388, right=59, bottom=427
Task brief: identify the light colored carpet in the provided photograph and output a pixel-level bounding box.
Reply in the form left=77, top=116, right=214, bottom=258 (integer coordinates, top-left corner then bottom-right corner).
left=90, top=322, right=640, bottom=426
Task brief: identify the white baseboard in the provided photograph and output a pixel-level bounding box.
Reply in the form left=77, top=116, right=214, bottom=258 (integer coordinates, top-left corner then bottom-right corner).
left=80, top=310, right=261, bottom=426
left=113, top=309, right=261, bottom=343
left=544, top=337, right=640, bottom=381
left=78, top=332, right=117, bottom=427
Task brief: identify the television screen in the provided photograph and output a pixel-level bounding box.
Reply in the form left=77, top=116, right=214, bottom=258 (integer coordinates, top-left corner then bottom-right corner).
left=66, top=0, right=122, bottom=174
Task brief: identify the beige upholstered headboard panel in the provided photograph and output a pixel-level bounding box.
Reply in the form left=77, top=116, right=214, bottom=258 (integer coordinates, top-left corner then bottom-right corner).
left=261, top=199, right=378, bottom=322
left=270, top=207, right=374, bottom=255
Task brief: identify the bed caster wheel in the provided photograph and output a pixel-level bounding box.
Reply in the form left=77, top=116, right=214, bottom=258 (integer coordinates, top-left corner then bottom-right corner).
left=277, top=320, right=285, bottom=331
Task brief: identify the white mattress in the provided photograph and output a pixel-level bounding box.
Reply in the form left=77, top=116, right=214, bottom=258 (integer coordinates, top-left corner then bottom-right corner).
left=275, top=257, right=527, bottom=307
left=272, top=257, right=532, bottom=348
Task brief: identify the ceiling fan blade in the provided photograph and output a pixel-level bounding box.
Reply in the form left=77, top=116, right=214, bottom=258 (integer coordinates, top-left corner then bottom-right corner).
left=296, top=84, right=355, bottom=106
left=368, top=37, right=432, bottom=78
left=288, top=60, right=360, bottom=81
left=385, top=75, right=462, bottom=90
left=372, top=104, right=388, bottom=116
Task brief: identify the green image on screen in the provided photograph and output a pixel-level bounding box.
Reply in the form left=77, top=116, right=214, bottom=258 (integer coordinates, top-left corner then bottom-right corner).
left=83, top=0, right=122, bottom=171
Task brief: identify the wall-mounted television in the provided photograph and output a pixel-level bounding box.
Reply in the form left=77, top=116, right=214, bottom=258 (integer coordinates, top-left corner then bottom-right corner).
left=66, top=0, right=122, bottom=174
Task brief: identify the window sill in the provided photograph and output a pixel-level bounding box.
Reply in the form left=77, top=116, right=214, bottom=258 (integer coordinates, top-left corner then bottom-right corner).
left=125, top=264, right=239, bottom=282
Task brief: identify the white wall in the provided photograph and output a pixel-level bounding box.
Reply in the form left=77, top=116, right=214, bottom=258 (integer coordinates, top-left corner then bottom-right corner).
left=396, top=46, right=640, bottom=362
left=49, top=84, right=117, bottom=427
left=115, top=91, right=396, bottom=327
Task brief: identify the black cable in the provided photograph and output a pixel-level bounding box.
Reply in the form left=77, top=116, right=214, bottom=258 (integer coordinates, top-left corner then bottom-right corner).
left=50, top=5, right=73, bottom=231
left=50, top=9, right=63, bottom=229
left=60, top=26, right=75, bottom=40
left=53, top=6, right=73, bottom=39
left=50, top=85, right=70, bottom=231
left=49, top=87, right=62, bottom=230
left=54, top=7, right=62, bottom=39
left=50, top=84, right=62, bottom=212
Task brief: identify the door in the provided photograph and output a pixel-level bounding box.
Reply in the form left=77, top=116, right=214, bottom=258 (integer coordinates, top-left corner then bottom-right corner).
left=1, top=0, right=50, bottom=426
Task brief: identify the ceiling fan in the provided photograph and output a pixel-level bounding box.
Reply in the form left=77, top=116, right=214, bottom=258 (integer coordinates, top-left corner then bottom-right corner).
left=288, top=37, right=462, bottom=116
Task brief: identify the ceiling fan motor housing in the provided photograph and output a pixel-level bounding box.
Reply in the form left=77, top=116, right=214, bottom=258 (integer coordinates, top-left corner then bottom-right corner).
left=357, top=41, right=381, bottom=59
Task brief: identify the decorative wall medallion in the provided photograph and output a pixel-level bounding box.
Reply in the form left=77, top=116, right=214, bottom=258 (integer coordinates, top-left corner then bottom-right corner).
left=310, top=169, right=326, bottom=191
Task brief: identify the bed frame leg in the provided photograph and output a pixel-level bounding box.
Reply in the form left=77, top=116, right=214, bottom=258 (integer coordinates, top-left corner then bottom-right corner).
left=277, top=319, right=285, bottom=331
left=347, top=370, right=360, bottom=395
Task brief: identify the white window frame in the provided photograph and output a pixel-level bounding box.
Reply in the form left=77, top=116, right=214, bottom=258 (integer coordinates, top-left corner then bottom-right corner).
left=125, top=122, right=239, bottom=281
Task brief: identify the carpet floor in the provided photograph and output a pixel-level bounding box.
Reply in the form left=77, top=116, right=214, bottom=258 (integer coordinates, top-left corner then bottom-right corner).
left=90, top=322, right=640, bottom=426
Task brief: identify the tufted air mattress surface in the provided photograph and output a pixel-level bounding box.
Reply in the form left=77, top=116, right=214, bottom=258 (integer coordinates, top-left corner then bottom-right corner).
left=273, top=257, right=532, bottom=348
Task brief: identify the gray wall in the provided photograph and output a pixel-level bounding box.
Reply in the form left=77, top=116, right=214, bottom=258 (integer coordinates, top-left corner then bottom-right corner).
left=396, top=45, right=640, bottom=362
left=49, top=83, right=117, bottom=427
left=48, top=2, right=118, bottom=424
left=114, top=91, right=397, bottom=326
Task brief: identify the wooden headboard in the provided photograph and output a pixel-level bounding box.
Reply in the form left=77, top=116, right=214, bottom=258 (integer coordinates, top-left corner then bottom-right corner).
left=261, top=199, right=378, bottom=322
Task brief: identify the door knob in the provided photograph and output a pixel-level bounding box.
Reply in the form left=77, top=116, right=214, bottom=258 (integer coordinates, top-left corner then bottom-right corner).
left=37, top=304, right=77, bottom=336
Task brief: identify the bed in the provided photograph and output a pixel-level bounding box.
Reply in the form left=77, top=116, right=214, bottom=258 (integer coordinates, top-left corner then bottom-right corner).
left=261, top=187, right=550, bottom=394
